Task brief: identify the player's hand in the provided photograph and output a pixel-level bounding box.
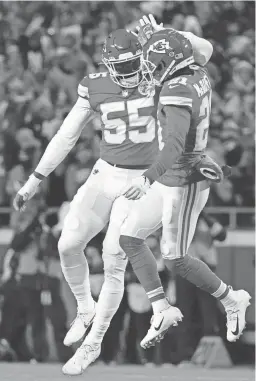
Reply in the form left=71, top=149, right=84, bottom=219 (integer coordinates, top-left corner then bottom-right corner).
left=137, top=14, right=164, bottom=33
left=122, top=176, right=151, bottom=200
left=133, top=14, right=164, bottom=47
left=13, top=174, right=42, bottom=211
left=195, top=155, right=224, bottom=183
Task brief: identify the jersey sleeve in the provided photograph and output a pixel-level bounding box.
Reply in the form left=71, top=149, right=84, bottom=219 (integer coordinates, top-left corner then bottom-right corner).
left=178, top=31, right=213, bottom=66
left=159, top=80, right=193, bottom=111
left=143, top=81, right=192, bottom=184
left=77, top=76, right=90, bottom=100
left=35, top=97, right=94, bottom=177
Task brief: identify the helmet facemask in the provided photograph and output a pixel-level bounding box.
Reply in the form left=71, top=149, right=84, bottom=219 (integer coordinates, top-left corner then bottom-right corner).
left=102, top=52, right=155, bottom=95
left=102, top=52, right=144, bottom=88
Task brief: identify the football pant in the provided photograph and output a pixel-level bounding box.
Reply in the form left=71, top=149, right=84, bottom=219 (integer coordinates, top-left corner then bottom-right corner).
left=121, top=180, right=210, bottom=259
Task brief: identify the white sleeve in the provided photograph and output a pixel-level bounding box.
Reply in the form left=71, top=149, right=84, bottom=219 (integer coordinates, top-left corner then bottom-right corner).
left=178, top=31, right=213, bottom=66
left=35, top=97, right=94, bottom=177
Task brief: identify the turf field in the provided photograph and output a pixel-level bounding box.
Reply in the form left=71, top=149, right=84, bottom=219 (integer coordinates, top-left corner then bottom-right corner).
left=0, top=363, right=255, bottom=381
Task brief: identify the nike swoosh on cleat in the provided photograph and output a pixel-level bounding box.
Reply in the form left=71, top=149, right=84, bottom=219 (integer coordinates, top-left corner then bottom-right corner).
left=231, top=315, right=239, bottom=336
left=154, top=317, right=164, bottom=331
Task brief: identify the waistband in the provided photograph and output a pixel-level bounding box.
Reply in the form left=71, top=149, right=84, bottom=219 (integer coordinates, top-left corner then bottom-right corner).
left=105, top=161, right=149, bottom=170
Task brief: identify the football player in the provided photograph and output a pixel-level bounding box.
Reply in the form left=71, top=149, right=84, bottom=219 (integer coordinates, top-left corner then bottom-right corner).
left=120, top=28, right=251, bottom=349
left=13, top=19, right=213, bottom=374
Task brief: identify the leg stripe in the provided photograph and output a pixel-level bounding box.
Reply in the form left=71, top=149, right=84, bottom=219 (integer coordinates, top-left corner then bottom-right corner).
left=184, top=183, right=198, bottom=254
left=180, top=184, right=192, bottom=256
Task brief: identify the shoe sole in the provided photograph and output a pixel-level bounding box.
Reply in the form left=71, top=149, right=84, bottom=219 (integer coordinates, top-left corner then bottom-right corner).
left=141, top=316, right=183, bottom=349
left=62, top=351, right=100, bottom=376
left=227, top=292, right=251, bottom=342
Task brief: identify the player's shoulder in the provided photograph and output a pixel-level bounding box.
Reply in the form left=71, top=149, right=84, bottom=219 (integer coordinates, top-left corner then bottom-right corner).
left=160, top=65, right=210, bottom=108
left=160, top=74, right=193, bottom=109
left=77, top=71, right=110, bottom=99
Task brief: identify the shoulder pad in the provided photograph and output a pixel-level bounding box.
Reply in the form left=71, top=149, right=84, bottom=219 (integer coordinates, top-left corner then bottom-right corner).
left=78, top=72, right=109, bottom=99
left=160, top=78, right=193, bottom=109
left=78, top=76, right=90, bottom=100
left=88, top=72, right=108, bottom=80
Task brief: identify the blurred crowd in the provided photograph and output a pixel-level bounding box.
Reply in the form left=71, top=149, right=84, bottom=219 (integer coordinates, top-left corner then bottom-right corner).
left=0, top=1, right=254, bottom=226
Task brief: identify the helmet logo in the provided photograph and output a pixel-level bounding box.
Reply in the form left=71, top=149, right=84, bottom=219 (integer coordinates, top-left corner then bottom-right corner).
left=150, top=39, right=170, bottom=54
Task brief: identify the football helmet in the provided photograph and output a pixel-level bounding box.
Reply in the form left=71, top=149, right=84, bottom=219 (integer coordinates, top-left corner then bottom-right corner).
left=102, top=29, right=153, bottom=90
left=143, top=29, right=195, bottom=85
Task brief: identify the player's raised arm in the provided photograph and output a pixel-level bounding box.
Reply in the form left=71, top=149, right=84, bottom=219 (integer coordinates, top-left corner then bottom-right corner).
left=13, top=86, right=95, bottom=211
left=178, top=31, right=213, bottom=66
left=136, top=14, right=213, bottom=66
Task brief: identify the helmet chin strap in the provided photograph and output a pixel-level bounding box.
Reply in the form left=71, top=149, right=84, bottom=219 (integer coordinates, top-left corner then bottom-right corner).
left=119, top=73, right=140, bottom=87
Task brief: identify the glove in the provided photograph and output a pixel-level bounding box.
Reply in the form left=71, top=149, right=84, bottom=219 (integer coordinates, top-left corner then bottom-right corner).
left=13, top=174, right=42, bottom=211
left=134, top=14, right=164, bottom=46
left=122, top=176, right=151, bottom=200
left=195, top=155, right=224, bottom=183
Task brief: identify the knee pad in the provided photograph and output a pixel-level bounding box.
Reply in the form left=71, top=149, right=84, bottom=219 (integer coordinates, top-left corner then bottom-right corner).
left=102, top=252, right=128, bottom=287
left=102, top=234, right=121, bottom=257
left=58, top=234, right=85, bottom=264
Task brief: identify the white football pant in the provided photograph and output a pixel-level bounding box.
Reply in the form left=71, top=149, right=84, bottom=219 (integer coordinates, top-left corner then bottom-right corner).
left=121, top=180, right=210, bottom=259
left=58, top=159, right=145, bottom=342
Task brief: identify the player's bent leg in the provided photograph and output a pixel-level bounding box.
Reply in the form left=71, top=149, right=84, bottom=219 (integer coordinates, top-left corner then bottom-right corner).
left=119, top=184, right=183, bottom=349
left=59, top=178, right=114, bottom=347
left=120, top=185, right=164, bottom=300
left=63, top=254, right=128, bottom=375
left=86, top=197, right=129, bottom=346
left=162, top=181, right=251, bottom=342
left=63, top=197, right=129, bottom=375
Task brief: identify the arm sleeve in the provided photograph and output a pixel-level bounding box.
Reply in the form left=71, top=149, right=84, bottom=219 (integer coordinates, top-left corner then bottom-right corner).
left=143, top=106, right=191, bottom=184
left=178, top=31, right=213, bottom=66
left=35, top=97, right=94, bottom=177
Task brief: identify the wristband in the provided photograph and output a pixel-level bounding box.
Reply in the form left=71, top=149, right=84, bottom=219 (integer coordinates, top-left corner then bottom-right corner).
left=33, top=171, right=46, bottom=181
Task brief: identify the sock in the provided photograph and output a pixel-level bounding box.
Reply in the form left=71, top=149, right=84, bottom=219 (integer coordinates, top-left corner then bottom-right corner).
left=86, top=256, right=127, bottom=344
left=119, top=236, right=168, bottom=312
left=149, top=292, right=170, bottom=314
left=86, top=282, right=124, bottom=344
left=174, top=256, right=230, bottom=301
left=212, top=282, right=236, bottom=309
left=61, top=253, right=95, bottom=313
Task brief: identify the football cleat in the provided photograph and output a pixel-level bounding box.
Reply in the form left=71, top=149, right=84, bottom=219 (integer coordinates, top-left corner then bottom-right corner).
left=62, top=343, right=101, bottom=376
left=140, top=306, right=183, bottom=349
left=226, top=289, right=251, bottom=342
left=63, top=303, right=96, bottom=346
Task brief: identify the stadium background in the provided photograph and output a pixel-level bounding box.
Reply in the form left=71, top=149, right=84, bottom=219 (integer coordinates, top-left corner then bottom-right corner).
left=0, top=0, right=254, bottom=370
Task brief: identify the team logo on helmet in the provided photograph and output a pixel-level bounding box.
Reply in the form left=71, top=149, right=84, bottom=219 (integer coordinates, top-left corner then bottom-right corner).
left=150, top=39, right=170, bottom=54
left=143, top=30, right=194, bottom=85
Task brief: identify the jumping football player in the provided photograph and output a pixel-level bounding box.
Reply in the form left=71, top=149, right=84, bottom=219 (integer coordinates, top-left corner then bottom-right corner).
left=13, top=18, right=213, bottom=374
left=120, top=28, right=251, bottom=349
